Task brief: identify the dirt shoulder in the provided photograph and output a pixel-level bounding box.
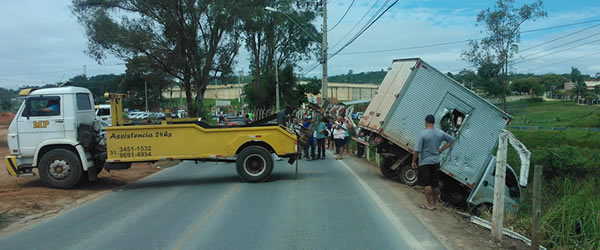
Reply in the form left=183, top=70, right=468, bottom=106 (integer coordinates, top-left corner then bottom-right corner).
left=350, top=156, right=530, bottom=250
left=0, top=125, right=168, bottom=232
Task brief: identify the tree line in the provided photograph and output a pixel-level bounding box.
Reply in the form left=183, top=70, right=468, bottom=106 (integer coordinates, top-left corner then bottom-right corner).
left=71, top=0, right=323, bottom=116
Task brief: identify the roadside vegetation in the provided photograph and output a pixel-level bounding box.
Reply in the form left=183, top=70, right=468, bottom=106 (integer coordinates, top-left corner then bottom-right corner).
left=503, top=99, right=599, bottom=249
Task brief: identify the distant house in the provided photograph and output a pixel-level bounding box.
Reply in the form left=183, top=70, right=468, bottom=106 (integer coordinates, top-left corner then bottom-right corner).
left=563, top=80, right=600, bottom=91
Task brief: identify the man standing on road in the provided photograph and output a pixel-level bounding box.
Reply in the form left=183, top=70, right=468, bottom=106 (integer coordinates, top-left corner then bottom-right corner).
left=412, top=114, right=454, bottom=210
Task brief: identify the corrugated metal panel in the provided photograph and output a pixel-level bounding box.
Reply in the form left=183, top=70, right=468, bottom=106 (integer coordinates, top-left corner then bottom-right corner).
left=359, top=59, right=417, bottom=131
left=381, top=60, right=509, bottom=185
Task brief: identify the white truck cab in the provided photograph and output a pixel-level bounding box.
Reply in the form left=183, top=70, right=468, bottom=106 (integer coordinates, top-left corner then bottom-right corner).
left=5, top=87, right=104, bottom=188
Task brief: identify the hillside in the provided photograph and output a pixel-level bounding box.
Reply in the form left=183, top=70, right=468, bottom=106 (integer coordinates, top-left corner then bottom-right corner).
left=327, top=70, right=386, bottom=84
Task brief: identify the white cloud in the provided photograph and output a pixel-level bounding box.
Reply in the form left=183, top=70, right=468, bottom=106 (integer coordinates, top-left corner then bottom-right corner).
left=1, top=0, right=599, bottom=90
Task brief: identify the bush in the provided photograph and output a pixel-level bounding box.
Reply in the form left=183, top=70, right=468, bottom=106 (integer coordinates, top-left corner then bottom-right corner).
left=540, top=177, right=600, bottom=249
left=505, top=129, right=600, bottom=249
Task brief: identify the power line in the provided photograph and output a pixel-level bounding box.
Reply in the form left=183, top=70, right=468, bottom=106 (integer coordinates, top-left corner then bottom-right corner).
left=520, top=23, right=600, bottom=52
left=338, top=40, right=471, bottom=55
left=514, top=38, right=600, bottom=65
left=520, top=18, right=600, bottom=34
left=328, top=0, right=398, bottom=60
left=520, top=31, right=600, bottom=58
left=327, top=0, right=355, bottom=32
left=329, top=0, right=385, bottom=51
left=336, top=19, right=600, bottom=56
left=520, top=50, right=600, bottom=72
left=301, top=0, right=397, bottom=76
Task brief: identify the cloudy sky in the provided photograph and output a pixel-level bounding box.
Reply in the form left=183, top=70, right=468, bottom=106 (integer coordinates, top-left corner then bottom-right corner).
left=1, top=0, right=599, bottom=90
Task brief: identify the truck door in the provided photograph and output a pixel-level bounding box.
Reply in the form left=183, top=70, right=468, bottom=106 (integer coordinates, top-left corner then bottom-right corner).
left=467, top=157, right=520, bottom=213
left=360, top=59, right=417, bottom=130
left=17, top=96, right=66, bottom=156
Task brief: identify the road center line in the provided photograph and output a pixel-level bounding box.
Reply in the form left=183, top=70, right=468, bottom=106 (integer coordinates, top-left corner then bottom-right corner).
left=336, top=158, right=424, bottom=249
left=173, top=183, right=240, bottom=250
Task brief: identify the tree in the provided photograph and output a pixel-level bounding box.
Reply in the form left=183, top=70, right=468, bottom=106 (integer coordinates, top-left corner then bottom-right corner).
left=571, top=67, right=587, bottom=100
left=454, top=69, right=478, bottom=90
left=462, top=0, right=546, bottom=111
left=476, top=61, right=503, bottom=96
left=120, top=56, right=174, bottom=111
left=72, top=0, right=242, bottom=116
left=540, top=74, right=567, bottom=96
left=511, top=77, right=544, bottom=96
left=68, top=74, right=123, bottom=103
left=244, top=64, right=315, bottom=111
left=239, top=0, right=320, bottom=106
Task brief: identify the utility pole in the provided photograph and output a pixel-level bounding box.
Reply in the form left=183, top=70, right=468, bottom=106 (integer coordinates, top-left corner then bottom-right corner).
left=83, top=65, right=87, bottom=77
left=276, top=63, right=280, bottom=111
left=321, top=0, right=328, bottom=104
left=144, top=79, right=148, bottom=112
left=215, top=78, right=219, bottom=115
left=239, top=69, right=243, bottom=114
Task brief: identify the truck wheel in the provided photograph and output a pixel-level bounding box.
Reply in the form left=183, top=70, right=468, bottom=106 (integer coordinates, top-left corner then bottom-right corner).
left=38, top=149, right=83, bottom=189
left=399, top=164, right=418, bottom=186
left=379, top=157, right=398, bottom=179
left=236, top=146, right=274, bottom=183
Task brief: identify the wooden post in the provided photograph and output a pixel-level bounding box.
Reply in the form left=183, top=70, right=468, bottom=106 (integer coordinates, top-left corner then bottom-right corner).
left=492, top=132, right=508, bottom=243
left=366, top=147, right=370, bottom=161
left=531, top=164, right=543, bottom=250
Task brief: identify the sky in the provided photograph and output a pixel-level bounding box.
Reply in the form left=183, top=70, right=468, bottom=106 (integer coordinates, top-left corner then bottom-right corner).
left=0, top=0, right=599, bottom=90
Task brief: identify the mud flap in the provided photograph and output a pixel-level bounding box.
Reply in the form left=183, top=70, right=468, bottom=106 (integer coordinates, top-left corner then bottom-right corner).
left=4, top=156, right=19, bottom=176
left=87, top=166, right=98, bottom=182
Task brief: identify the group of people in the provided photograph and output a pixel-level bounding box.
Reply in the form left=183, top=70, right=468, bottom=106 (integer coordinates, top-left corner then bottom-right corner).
left=289, top=113, right=355, bottom=161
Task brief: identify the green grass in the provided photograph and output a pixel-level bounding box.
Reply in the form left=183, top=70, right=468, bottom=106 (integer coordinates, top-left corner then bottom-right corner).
left=501, top=99, right=600, bottom=249
left=503, top=98, right=600, bottom=128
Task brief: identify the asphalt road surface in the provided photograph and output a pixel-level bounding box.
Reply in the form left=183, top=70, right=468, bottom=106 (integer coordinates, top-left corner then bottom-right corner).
left=0, top=152, right=445, bottom=249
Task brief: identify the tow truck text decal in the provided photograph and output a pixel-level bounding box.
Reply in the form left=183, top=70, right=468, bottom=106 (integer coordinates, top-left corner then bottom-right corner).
left=109, top=146, right=152, bottom=158
left=33, top=121, right=49, bottom=128
left=109, top=131, right=173, bottom=140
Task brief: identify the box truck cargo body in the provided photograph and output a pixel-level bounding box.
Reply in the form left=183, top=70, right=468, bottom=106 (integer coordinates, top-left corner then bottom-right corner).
left=359, top=58, right=521, bottom=212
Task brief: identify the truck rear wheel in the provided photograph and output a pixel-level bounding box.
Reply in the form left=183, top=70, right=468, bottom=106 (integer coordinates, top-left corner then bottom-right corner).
left=38, top=149, right=82, bottom=189
left=236, top=146, right=274, bottom=182
left=379, top=157, right=399, bottom=179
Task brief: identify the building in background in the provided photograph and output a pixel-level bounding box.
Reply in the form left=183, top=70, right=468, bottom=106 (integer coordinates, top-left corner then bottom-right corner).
left=162, top=82, right=379, bottom=104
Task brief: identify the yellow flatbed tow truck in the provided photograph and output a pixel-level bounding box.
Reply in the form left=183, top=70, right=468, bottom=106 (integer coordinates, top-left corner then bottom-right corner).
left=5, top=87, right=298, bottom=189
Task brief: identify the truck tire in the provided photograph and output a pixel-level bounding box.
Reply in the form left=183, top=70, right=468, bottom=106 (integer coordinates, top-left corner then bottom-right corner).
left=379, top=157, right=399, bottom=179
left=399, top=164, right=418, bottom=186
left=236, top=146, right=274, bottom=183
left=38, top=149, right=83, bottom=189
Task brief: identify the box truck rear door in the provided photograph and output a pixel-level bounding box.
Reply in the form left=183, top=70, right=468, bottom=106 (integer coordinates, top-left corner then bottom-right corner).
left=360, top=59, right=417, bottom=131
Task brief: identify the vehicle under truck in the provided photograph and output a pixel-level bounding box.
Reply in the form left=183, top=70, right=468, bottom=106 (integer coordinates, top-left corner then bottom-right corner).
left=5, top=87, right=298, bottom=189
left=359, top=58, right=530, bottom=213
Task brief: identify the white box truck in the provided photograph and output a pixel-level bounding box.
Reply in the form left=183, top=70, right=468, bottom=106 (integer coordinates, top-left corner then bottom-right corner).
left=359, top=58, right=524, bottom=213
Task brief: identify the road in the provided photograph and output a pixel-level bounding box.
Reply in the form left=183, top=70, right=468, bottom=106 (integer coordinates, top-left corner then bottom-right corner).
left=0, top=152, right=445, bottom=249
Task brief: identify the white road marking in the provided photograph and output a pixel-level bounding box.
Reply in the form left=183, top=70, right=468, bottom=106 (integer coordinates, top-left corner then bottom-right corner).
left=337, top=158, right=429, bottom=249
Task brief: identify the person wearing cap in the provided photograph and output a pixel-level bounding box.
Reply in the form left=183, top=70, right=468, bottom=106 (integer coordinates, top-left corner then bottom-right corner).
left=412, top=114, right=454, bottom=210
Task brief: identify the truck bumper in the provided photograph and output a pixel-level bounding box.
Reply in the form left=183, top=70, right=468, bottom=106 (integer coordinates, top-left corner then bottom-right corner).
left=4, top=156, right=19, bottom=176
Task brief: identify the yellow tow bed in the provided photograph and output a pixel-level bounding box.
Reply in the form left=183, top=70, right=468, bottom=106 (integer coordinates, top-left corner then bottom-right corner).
left=103, top=93, right=298, bottom=182
left=104, top=123, right=297, bottom=162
